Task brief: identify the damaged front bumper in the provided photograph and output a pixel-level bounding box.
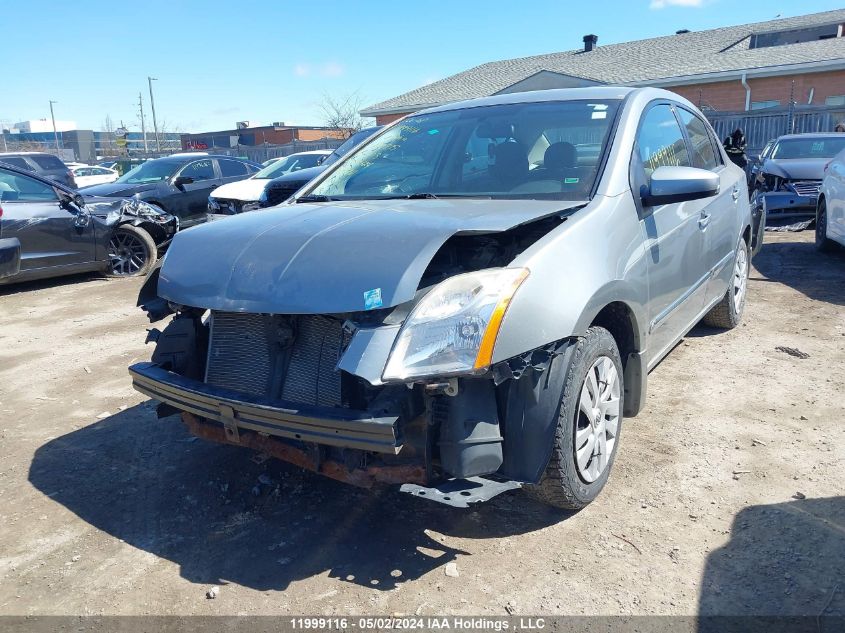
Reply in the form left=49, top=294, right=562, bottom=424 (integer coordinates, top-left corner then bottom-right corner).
left=755, top=190, right=818, bottom=225
left=129, top=361, right=401, bottom=453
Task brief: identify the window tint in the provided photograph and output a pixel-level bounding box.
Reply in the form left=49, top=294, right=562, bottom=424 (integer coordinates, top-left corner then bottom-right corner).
left=678, top=109, right=718, bottom=170
left=180, top=159, right=215, bottom=181
left=219, top=159, right=248, bottom=177
left=1, top=157, right=33, bottom=170
left=31, top=154, right=66, bottom=170
left=0, top=168, right=58, bottom=202
left=637, top=104, right=690, bottom=178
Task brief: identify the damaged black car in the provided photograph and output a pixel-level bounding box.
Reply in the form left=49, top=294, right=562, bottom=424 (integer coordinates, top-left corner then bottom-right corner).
left=751, top=133, right=845, bottom=233
left=0, top=162, right=177, bottom=284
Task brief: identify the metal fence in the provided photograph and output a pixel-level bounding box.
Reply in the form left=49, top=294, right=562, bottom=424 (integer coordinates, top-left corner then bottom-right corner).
left=705, top=104, right=845, bottom=155
left=203, top=138, right=346, bottom=164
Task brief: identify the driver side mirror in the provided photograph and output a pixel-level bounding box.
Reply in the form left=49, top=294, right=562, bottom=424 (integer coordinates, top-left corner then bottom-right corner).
left=173, top=175, right=194, bottom=190
left=641, top=166, right=719, bottom=207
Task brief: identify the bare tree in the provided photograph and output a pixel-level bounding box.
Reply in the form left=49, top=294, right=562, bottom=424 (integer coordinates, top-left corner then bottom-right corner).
left=153, top=118, right=184, bottom=152
left=319, top=92, right=372, bottom=138
left=100, top=115, right=119, bottom=157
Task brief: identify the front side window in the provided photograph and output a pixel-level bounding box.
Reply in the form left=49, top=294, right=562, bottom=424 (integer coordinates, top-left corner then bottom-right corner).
left=179, top=159, right=215, bottom=181
left=637, top=104, right=691, bottom=178
left=678, top=109, right=718, bottom=170
left=220, top=159, right=248, bottom=177
left=309, top=100, right=620, bottom=201
left=0, top=168, right=58, bottom=202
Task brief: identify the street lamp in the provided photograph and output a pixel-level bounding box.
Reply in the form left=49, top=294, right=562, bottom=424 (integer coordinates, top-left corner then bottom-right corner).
left=49, top=100, right=60, bottom=154
left=148, top=76, right=161, bottom=152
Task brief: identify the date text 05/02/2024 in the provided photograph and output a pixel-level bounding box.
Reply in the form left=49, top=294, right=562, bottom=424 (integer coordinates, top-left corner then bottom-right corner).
left=289, top=617, right=547, bottom=631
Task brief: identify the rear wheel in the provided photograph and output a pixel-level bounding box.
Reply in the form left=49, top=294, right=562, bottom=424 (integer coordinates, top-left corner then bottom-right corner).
left=702, top=237, right=749, bottom=329
left=525, top=327, right=623, bottom=510
left=105, top=225, right=156, bottom=277
left=816, top=201, right=836, bottom=252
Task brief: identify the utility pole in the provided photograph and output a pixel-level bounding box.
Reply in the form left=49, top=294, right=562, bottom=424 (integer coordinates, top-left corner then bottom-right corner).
left=148, top=76, right=161, bottom=152
left=49, top=100, right=60, bottom=154
left=138, top=92, right=148, bottom=153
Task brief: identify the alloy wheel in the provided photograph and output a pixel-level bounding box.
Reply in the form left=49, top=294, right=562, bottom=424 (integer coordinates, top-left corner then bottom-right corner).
left=574, top=356, right=621, bottom=483
left=733, top=244, right=748, bottom=312
left=108, top=230, right=148, bottom=276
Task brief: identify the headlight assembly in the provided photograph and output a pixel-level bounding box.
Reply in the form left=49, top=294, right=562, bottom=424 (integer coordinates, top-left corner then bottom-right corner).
left=382, top=268, right=529, bottom=381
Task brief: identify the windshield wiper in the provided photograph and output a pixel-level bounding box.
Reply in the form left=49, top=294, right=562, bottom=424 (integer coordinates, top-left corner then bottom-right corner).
left=403, top=192, right=439, bottom=199
left=295, top=195, right=339, bottom=203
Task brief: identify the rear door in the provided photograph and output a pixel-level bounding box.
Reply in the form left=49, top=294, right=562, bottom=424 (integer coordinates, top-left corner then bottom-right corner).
left=0, top=167, right=96, bottom=272
left=676, top=107, right=740, bottom=305
left=633, top=103, right=709, bottom=367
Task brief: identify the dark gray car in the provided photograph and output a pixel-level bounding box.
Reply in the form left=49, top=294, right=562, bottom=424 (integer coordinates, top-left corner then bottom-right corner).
left=130, top=87, right=751, bottom=510
left=0, top=152, right=76, bottom=188
left=0, top=163, right=177, bottom=284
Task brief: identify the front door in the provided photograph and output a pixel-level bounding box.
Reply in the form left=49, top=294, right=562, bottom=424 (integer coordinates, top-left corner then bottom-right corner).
left=169, top=158, right=220, bottom=225
left=634, top=103, right=709, bottom=368
left=0, top=167, right=96, bottom=273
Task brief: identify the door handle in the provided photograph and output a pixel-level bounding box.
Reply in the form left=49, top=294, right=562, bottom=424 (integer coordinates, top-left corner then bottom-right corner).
left=731, top=187, right=740, bottom=201
left=699, top=213, right=711, bottom=229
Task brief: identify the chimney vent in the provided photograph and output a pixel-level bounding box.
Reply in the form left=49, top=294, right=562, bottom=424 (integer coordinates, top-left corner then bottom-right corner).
left=676, top=29, right=690, bottom=34
left=583, top=34, right=598, bottom=52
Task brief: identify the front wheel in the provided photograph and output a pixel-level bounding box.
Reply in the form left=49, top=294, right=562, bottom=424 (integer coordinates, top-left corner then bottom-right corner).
left=105, top=225, right=157, bottom=277
left=816, top=201, right=836, bottom=253
left=702, top=237, right=749, bottom=329
left=525, top=326, right=624, bottom=510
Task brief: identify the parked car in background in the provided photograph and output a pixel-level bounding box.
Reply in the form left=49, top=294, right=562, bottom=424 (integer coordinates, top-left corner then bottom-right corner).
left=751, top=133, right=845, bottom=228
left=0, top=152, right=76, bottom=188
left=259, top=127, right=383, bottom=208
left=80, top=154, right=261, bottom=227
left=96, top=158, right=149, bottom=176
left=0, top=162, right=178, bottom=283
left=816, top=148, right=845, bottom=251
left=71, top=165, right=119, bottom=188
left=131, top=87, right=751, bottom=511
left=207, top=150, right=331, bottom=219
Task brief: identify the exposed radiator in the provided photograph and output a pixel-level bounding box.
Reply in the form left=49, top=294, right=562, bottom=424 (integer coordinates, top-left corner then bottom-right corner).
left=205, top=312, right=350, bottom=407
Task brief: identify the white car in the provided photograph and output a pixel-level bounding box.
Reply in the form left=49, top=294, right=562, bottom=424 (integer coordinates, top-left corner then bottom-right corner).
left=208, top=150, right=330, bottom=216
left=72, top=165, right=119, bottom=188
left=817, top=148, right=845, bottom=251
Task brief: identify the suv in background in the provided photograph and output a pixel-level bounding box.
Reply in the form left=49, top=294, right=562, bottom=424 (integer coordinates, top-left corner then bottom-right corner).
left=0, top=152, right=76, bottom=188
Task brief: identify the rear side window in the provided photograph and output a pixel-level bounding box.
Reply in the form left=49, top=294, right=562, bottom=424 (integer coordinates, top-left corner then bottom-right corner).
left=219, top=160, right=248, bottom=177
left=637, top=104, right=691, bottom=178
left=678, top=109, right=719, bottom=170
left=1, top=157, right=33, bottom=171
left=30, top=154, right=66, bottom=170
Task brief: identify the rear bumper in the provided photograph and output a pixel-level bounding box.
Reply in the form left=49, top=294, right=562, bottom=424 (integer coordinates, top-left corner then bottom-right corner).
left=760, top=191, right=817, bottom=221
left=0, top=238, right=21, bottom=279
left=129, top=362, right=401, bottom=453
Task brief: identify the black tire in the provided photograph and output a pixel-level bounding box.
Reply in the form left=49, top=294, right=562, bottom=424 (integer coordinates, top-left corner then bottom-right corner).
left=702, top=237, right=749, bottom=329
left=104, top=225, right=157, bottom=278
left=524, top=326, right=624, bottom=510
left=816, top=201, right=836, bottom=253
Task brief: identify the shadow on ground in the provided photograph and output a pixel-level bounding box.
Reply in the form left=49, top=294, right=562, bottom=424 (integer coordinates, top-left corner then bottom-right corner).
left=750, top=235, right=845, bottom=305
left=0, top=271, right=105, bottom=296
left=697, top=496, right=844, bottom=630
left=29, top=404, right=570, bottom=592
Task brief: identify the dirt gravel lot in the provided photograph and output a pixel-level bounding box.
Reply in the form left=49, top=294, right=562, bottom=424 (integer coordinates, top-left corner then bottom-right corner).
left=0, top=231, right=842, bottom=617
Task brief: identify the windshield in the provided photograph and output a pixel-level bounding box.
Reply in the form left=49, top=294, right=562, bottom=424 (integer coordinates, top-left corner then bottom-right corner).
left=253, top=153, right=325, bottom=179
left=771, top=137, right=845, bottom=160
left=308, top=101, right=619, bottom=201
left=115, top=160, right=178, bottom=184
left=322, top=127, right=382, bottom=167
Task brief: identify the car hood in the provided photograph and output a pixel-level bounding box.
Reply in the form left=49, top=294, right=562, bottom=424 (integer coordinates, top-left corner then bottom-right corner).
left=209, top=178, right=267, bottom=201
left=79, top=182, right=159, bottom=197
left=762, top=158, right=829, bottom=180
left=158, top=198, right=585, bottom=314
left=267, top=165, right=325, bottom=188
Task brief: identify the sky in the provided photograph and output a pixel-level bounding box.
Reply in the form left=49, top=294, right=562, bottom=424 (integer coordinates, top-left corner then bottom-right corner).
left=4, top=0, right=844, bottom=134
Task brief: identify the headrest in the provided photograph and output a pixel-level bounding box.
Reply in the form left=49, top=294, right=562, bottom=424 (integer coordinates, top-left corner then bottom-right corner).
left=544, top=142, right=577, bottom=170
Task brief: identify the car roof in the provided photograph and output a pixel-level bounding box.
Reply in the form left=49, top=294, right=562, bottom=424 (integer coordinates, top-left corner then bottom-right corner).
left=0, top=151, right=57, bottom=157
left=291, top=150, right=332, bottom=155
left=151, top=154, right=259, bottom=165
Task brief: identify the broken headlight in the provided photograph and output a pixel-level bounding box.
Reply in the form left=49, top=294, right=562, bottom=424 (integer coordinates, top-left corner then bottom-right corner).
left=382, top=268, right=529, bottom=381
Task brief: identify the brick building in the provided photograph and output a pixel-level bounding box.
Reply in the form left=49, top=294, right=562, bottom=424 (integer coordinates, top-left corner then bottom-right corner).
left=180, top=123, right=348, bottom=151
left=361, top=10, right=845, bottom=124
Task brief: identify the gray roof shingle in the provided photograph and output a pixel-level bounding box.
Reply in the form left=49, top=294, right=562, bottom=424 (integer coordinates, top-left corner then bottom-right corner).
left=362, top=9, right=845, bottom=116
